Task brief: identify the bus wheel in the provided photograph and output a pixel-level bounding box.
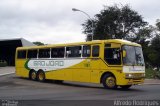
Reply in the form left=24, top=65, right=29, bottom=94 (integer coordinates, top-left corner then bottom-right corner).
left=102, top=74, right=117, bottom=89
left=37, top=70, right=45, bottom=82
left=120, top=85, right=132, bottom=89
left=29, top=70, right=37, bottom=80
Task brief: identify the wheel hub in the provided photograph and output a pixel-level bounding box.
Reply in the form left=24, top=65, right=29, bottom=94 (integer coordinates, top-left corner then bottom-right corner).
left=39, top=72, right=44, bottom=80
left=106, top=77, right=116, bottom=88
left=31, top=72, right=36, bottom=80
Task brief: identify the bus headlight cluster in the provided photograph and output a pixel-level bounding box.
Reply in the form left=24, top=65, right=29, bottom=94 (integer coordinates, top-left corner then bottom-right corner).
left=125, top=73, right=133, bottom=78
left=125, top=73, right=145, bottom=79
left=142, top=73, right=145, bottom=77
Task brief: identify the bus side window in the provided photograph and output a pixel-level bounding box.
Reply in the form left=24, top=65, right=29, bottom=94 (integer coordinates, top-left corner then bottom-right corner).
left=17, top=50, right=26, bottom=59
left=51, top=48, right=65, bottom=58
left=66, top=46, right=81, bottom=58
left=27, top=49, right=37, bottom=58
left=82, top=45, right=91, bottom=57
left=92, top=45, right=99, bottom=57
left=39, top=49, right=50, bottom=58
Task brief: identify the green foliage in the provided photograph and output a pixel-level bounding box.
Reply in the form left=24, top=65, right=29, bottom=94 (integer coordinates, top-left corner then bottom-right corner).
left=82, top=4, right=147, bottom=41
left=146, top=68, right=160, bottom=79
left=148, top=35, right=160, bottom=70
left=141, top=20, right=160, bottom=75
left=145, top=68, right=154, bottom=79
left=33, top=41, right=45, bottom=46
left=133, top=26, right=153, bottom=43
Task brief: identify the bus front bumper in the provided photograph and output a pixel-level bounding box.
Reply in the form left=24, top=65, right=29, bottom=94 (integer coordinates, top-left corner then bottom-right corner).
left=117, top=73, right=145, bottom=86
left=125, top=78, right=145, bottom=85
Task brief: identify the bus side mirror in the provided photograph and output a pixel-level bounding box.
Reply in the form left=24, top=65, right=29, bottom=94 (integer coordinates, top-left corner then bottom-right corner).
left=123, top=50, right=126, bottom=58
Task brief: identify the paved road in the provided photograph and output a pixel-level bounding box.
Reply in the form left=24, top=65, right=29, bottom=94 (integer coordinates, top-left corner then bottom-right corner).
left=0, top=74, right=160, bottom=106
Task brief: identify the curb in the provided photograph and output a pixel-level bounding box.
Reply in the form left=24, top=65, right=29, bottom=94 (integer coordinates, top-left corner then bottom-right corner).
left=143, top=79, right=160, bottom=85
left=143, top=83, right=160, bottom=85
left=0, top=72, right=15, bottom=76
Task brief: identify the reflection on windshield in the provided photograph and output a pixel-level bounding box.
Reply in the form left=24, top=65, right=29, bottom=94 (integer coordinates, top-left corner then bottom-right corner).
left=122, top=45, right=145, bottom=66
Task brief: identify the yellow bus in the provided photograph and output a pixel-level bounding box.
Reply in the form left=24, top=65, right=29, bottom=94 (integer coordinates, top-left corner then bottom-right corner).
left=15, top=39, right=145, bottom=89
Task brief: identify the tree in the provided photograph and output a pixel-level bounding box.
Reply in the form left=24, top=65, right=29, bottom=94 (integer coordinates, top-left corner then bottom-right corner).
left=156, top=19, right=160, bottom=31
left=133, top=26, right=154, bottom=67
left=148, top=35, right=160, bottom=71
left=145, top=20, right=160, bottom=71
left=33, top=41, right=45, bottom=46
left=133, top=26, right=153, bottom=43
left=82, top=4, right=147, bottom=41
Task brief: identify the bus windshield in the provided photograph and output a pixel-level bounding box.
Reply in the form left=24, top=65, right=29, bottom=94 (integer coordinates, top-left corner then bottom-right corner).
left=122, top=45, right=145, bottom=66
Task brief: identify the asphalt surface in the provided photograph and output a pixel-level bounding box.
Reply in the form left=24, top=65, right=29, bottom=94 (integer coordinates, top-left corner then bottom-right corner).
left=0, top=74, right=160, bottom=106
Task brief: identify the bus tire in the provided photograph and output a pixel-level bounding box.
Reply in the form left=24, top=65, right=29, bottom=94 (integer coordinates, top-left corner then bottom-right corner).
left=29, top=70, right=37, bottom=81
left=102, top=74, right=117, bottom=89
left=120, top=85, right=132, bottom=89
left=37, top=70, right=45, bottom=82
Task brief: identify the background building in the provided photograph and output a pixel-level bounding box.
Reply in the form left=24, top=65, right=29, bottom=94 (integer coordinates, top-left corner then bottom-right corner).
left=0, top=38, right=35, bottom=66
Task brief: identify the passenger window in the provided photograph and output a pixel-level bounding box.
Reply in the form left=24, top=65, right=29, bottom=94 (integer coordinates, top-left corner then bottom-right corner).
left=104, top=48, right=121, bottom=65
left=17, top=50, right=26, bottom=59
left=92, top=45, right=99, bottom=57
left=66, top=46, right=81, bottom=57
left=39, top=49, right=50, bottom=58
left=82, top=45, right=91, bottom=57
left=51, top=48, right=64, bottom=58
left=27, top=50, right=37, bottom=58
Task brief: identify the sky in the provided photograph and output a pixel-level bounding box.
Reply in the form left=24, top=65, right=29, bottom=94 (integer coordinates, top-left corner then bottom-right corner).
left=0, top=0, right=160, bottom=44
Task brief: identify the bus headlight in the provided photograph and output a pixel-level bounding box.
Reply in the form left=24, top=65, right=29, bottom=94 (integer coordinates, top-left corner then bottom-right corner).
left=142, top=73, right=145, bottom=77
left=125, top=73, right=145, bottom=79
left=125, top=73, right=133, bottom=78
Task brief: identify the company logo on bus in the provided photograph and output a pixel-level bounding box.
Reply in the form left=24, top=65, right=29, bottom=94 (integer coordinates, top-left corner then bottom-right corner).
left=33, top=60, right=64, bottom=67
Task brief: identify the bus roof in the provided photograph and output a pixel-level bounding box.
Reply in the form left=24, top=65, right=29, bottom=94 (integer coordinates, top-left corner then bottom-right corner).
left=17, top=39, right=141, bottom=50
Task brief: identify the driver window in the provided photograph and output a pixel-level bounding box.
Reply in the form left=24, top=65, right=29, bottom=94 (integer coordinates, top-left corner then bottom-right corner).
left=104, top=48, right=121, bottom=65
